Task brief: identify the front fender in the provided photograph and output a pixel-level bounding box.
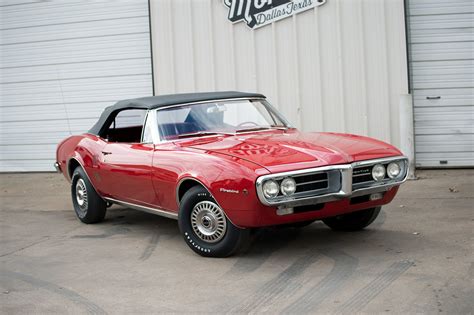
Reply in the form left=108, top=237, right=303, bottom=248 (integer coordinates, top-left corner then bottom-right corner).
left=173, top=152, right=269, bottom=227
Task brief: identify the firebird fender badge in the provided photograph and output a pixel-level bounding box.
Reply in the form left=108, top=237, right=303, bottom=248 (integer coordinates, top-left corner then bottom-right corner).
left=220, top=188, right=240, bottom=194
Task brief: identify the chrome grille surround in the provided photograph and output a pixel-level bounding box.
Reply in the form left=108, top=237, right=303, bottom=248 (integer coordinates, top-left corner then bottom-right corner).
left=256, top=156, right=408, bottom=207
left=352, top=158, right=409, bottom=191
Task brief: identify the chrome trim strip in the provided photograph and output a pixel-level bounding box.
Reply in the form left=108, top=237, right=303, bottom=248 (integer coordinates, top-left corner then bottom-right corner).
left=155, top=97, right=265, bottom=112
left=256, top=156, right=408, bottom=207
left=105, top=197, right=178, bottom=220
left=352, top=156, right=409, bottom=168
left=54, top=162, right=61, bottom=173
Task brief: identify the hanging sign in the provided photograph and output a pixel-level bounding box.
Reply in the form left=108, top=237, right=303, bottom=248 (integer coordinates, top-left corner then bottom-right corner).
left=223, top=0, right=327, bottom=29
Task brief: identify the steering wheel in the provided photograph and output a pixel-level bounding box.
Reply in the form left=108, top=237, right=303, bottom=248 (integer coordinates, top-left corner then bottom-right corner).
left=236, top=121, right=259, bottom=128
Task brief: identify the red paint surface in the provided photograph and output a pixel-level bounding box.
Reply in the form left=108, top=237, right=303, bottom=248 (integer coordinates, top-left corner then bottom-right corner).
left=57, top=129, right=404, bottom=227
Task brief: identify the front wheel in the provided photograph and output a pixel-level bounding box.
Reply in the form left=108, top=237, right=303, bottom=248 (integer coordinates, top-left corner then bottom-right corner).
left=322, top=207, right=381, bottom=231
left=178, top=186, right=249, bottom=257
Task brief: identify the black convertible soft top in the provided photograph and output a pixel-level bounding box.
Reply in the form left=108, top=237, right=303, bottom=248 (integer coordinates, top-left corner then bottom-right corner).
left=88, top=91, right=265, bottom=136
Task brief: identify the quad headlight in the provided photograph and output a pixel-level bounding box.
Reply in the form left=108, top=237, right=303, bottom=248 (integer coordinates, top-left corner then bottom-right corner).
left=280, top=177, right=296, bottom=196
left=371, top=164, right=386, bottom=181
left=262, top=180, right=279, bottom=199
left=387, top=162, right=402, bottom=179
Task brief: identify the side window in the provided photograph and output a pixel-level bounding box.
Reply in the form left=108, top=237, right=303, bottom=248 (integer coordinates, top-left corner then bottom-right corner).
left=105, top=109, right=146, bottom=143
left=142, top=111, right=155, bottom=143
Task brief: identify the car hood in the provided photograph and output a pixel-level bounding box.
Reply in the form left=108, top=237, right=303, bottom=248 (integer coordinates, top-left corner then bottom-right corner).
left=177, top=129, right=402, bottom=173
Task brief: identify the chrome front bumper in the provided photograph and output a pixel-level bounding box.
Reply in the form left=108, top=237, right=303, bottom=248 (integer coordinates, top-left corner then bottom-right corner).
left=256, top=156, right=409, bottom=208
left=54, top=162, right=61, bottom=173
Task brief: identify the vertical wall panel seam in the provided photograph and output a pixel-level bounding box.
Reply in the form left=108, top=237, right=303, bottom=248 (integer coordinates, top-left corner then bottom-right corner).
left=335, top=0, right=346, bottom=132
left=292, top=15, right=302, bottom=128
left=361, top=2, right=370, bottom=137
left=315, top=8, right=324, bottom=131
left=147, top=0, right=155, bottom=95
left=382, top=0, right=394, bottom=144
left=168, top=0, right=176, bottom=93
left=251, top=27, right=258, bottom=91
left=358, top=1, right=368, bottom=135
left=208, top=0, right=216, bottom=90
left=188, top=0, right=196, bottom=91
left=403, top=0, right=412, bottom=94
left=271, top=23, right=280, bottom=107
left=229, top=21, right=237, bottom=88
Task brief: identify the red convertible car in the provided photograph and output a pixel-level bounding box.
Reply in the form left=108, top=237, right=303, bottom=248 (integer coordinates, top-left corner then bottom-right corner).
left=56, top=91, right=408, bottom=257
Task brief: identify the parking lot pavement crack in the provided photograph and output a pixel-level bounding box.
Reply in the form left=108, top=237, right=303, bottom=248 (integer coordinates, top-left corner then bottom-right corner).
left=334, top=260, right=414, bottom=314
left=281, top=248, right=359, bottom=314
left=0, top=236, right=51, bottom=258
left=227, top=251, right=322, bottom=314
left=0, top=270, right=107, bottom=315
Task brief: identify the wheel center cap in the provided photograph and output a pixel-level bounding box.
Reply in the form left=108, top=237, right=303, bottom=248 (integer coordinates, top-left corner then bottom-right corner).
left=201, top=215, right=213, bottom=229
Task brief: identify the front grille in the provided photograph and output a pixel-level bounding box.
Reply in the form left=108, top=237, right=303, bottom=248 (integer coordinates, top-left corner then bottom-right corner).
left=352, top=166, right=373, bottom=184
left=294, top=172, right=328, bottom=193
left=267, top=169, right=341, bottom=203
left=352, top=159, right=406, bottom=190
left=257, top=157, right=407, bottom=206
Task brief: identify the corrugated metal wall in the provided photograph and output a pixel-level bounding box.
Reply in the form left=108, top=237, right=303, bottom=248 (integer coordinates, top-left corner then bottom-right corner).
left=150, top=0, right=409, bottom=149
left=408, top=0, right=474, bottom=167
left=0, top=0, right=152, bottom=172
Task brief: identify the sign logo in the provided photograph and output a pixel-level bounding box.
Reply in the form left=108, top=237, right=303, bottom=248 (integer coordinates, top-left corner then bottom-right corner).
left=223, top=0, right=327, bottom=29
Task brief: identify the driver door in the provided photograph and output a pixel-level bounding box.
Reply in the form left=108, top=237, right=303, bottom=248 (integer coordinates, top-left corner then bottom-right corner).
left=98, top=109, right=157, bottom=206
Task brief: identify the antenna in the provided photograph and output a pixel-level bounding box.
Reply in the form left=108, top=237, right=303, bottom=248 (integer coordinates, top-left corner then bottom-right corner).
left=56, top=67, right=72, bottom=135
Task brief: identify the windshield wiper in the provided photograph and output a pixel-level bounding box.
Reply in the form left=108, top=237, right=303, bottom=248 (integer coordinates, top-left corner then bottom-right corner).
left=235, top=125, right=289, bottom=133
left=270, top=125, right=290, bottom=130
left=235, top=127, right=272, bottom=133
left=176, top=131, right=233, bottom=139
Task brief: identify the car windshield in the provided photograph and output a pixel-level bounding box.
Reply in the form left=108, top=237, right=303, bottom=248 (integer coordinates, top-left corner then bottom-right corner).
left=156, top=99, right=288, bottom=140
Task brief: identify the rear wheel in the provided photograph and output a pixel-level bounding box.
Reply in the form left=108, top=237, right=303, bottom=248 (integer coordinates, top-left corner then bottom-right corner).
left=322, top=207, right=381, bottom=231
left=71, top=166, right=106, bottom=224
left=178, top=186, right=249, bottom=257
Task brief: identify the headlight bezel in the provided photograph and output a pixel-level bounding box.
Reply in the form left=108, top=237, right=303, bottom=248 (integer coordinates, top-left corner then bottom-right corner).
left=387, top=161, right=402, bottom=179
left=280, top=177, right=297, bottom=196
left=371, top=164, right=386, bottom=181
left=262, top=179, right=279, bottom=199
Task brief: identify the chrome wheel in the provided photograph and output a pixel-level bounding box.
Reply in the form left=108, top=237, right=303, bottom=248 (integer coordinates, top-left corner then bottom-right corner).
left=190, top=201, right=227, bottom=243
left=75, top=178, right=88, bottom=212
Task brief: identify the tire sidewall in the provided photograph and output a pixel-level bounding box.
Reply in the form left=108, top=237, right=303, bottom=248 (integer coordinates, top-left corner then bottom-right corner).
left=71, top=166, right=106, bottom=223
left=71, top=169, right=89, bottom=219
left=178, top=186, right=244, bottom=257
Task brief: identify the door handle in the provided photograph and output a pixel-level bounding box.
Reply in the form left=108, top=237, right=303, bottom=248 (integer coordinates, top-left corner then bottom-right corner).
left=102, top=151, right=112, bottom=156
left=426, top=96, right=441, bottom=100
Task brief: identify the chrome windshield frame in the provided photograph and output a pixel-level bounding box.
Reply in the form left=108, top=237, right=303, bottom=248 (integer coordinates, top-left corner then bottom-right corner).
left=152, top=97, right=290, bottom=144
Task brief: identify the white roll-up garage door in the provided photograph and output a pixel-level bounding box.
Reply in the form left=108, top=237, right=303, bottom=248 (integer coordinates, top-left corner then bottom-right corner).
left=0, top=0, right=153, bottom=172
left=408, top=0, right=474, bottom=167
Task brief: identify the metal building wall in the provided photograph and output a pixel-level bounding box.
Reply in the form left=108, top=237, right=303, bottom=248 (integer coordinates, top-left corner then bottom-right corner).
left=150, top=0, right=410, bottom=150
left=407, top=0, right=474, bottom=167
left=0, top=0, right=152, bottom=172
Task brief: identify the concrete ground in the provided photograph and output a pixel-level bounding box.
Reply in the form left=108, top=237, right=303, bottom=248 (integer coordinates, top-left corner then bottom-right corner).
left=0, top=170, right=472, bottom=314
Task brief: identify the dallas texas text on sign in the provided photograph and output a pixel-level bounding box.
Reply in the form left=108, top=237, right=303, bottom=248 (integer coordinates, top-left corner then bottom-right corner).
left=223, top=0, right=327, bottom=29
